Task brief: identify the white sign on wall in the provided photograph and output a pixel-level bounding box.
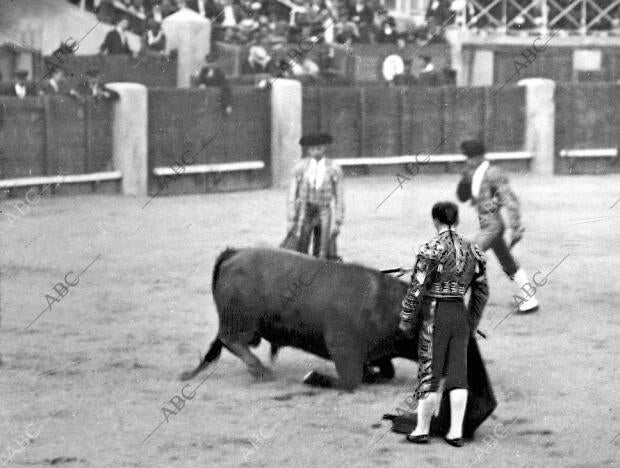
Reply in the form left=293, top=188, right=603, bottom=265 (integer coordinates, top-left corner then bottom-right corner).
left=573, top=49, right=602, bottom=71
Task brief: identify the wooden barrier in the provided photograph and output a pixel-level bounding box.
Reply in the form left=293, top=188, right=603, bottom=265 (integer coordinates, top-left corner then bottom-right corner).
left=302, top=84, right=527, bottom=161
left=147, top=86, right=271, bottom=194
left=0, top=96, right=115, bottom=196
left=3, top=81, right=620, bottom=199
left=554, top=82, right=620, bottom=174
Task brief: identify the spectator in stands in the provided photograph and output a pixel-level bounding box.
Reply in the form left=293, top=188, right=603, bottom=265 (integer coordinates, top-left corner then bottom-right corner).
left=440, top=67, right=457, bottom=86
left=100, top=16, right=132, bottom=55
left=290, top=50, right=320, bottom=78
left=39, top=66, right=80, bottom=99
left=318, top=65, right=349, bottom=86
left=150, top=3, right=164, bottom=22
left=375, top=9, right=397, bottom=43
left=426, top=0, right=455, bottom=35
left=392, top=58, right=417, bottom=87
left=221, top=0, right=244, bottom=27
left=185, top=0, right=208, bottom=18
left=396, top=33, right=407, bottom=52
left=334, top=14, right=360, bottom=45
left=164, top=0, right=179, bottom=16
left=1, top=70, right=35, bottom=98
left=242, top=45, right=276, bottom=74
left=421, top=55, right=435, bottom=73
left=349, top=0, right=373, bottom=42
left=75, top=69, right=120, bottom=101
left=126, top=0, right=146, bottom=17
left=196, top=53, right=233, bottom=115
left=142, top=19, right=167, bottom=53
left=418, top=55, right=440, bottom=86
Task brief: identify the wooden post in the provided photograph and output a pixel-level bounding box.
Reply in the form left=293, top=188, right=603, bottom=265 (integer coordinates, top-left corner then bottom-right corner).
left=107, top=83, right=148, bottom=196
left=500, top=0, right=507, bottom=34
left=541, top=0, right=549, bottom=36
left=358, top=87, right=366, bottom=158
left=518, top=78, right=556, bottom=175
left=270, top=79, right=302, bottom=189
left=399, top=88, right=407, bottom=155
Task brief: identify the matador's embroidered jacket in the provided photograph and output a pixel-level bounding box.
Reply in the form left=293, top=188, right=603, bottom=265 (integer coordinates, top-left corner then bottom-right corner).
left=399, top=230, right=489, bottom=333
left=287, top=157, right=344, bottom=234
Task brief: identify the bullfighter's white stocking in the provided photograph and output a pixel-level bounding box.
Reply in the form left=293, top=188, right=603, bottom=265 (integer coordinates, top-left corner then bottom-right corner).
left=512, top=268, right=539, bottom=311
left=411, top=392, right=439, bottom=436
left=446, top=389, right=468, bottom=440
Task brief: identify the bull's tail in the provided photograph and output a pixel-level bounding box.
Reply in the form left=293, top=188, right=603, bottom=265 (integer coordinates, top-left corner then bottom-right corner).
left=212, top=248, right=239, bottom=293
left=179, top=337, right=223, bottom=381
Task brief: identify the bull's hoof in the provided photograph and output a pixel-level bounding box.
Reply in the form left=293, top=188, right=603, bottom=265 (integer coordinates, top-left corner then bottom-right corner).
left=302, top=370, right=332, bottom=388
left=379, top=361, right=395, bottom=379
left=252, top=367, right=274, bottom=382
left=362, top=367, right=392, bottom=384
left=362, top=370, right=383, bottom=384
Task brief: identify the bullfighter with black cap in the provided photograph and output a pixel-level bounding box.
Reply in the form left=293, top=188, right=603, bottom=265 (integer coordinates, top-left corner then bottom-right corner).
left=281, top=133, right=344, bottom=260
left=456, top=140, right=539, bottom=314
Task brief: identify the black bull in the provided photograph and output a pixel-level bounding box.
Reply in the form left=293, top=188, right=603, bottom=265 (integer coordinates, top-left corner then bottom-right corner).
left=181, top=247, right=496, bottom=436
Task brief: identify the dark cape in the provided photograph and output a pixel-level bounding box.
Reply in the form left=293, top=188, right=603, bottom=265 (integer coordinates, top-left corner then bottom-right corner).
left=383, top=337, right=497, bottom=438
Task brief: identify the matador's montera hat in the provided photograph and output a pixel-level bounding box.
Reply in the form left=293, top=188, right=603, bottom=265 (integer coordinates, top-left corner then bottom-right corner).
left=299, top=133, right=333, bottom=147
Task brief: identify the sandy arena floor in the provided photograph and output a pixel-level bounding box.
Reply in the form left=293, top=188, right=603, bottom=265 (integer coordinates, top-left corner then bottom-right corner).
left=0, top=173, right=618, bottom=467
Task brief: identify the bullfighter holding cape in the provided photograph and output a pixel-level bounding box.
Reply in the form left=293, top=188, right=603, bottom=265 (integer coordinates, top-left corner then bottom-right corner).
left=385, top=202, right=496, bottom=445
left=281, top=133, right=344, bottom=260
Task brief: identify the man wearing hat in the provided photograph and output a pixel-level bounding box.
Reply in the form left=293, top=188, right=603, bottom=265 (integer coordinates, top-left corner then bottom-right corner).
left=418, top=55, right=439, bottom=87
left=142, top=20, right=167, bottom=54
left=100, top=16, right=132, bottom=55
left=75, top=69, right=120, bottom=101
left=282, top=133, right=344, bottom=260
left=393, top=58, right=417, bottom=87
left=1, top=70, right=35, bottom=98
left=39, top=65, right=79, bottom=98
left=241, top=45, right=275, bottom=75
left=456, top=140, right=539, bottom=314
left=197, top=53, right=233, bottom=115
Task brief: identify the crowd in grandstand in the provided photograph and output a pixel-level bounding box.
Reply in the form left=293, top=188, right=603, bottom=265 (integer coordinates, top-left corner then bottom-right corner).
left=0, top=67, right=120, bottom=101
left=73, top=0, right=436, bottom=46
left=70, top=0, right=620, bottom=43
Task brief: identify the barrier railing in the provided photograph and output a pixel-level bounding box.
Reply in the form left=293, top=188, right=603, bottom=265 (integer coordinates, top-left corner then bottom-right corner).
left=457, top=0, right=620, bottom=35
left=333, top=151, right=532, bottom=166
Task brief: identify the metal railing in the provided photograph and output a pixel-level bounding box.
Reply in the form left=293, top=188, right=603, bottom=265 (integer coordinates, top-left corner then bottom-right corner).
left=453, top=0, right=620, bottom=35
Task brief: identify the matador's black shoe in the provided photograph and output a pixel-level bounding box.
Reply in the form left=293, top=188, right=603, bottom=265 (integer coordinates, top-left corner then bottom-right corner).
left=406, top=434, right=429, bottom=444
left=443, top=437, right=463, bottom=447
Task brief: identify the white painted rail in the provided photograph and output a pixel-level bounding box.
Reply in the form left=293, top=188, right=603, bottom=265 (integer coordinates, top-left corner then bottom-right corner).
left=559, top=148, right=618, bottom=158
left=152, top=161, right=265, bottom=176
left=0, top=171, right=122, bottom=189
left=333, top=151, right=532, bottom=166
